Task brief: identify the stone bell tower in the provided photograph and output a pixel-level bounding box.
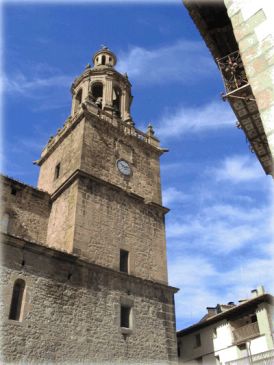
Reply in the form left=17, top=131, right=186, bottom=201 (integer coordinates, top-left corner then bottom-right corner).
left=37, top=46, right=168, bottom=284
left=71, top=46, right=132, bottom=122
left=3, top=47, right=178, bottom=364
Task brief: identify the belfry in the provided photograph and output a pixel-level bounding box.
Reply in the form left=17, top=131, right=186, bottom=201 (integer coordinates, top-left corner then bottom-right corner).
left=1, top=47, right=178, bottom=364
left=71, top=46, right=133, bottom=122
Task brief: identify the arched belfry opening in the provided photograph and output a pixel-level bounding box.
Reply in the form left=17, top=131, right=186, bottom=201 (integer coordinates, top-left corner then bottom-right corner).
left=113, top=87, right=121, bottom=116
left=75, top=89, right=82, bottom=112
left=102, top=55, right=106, bottom=65
left=9, top=279, right=25, bottom=321
left=91, top=82, right=103, bottom=109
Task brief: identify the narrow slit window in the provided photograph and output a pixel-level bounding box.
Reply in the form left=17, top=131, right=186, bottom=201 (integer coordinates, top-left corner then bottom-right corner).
left=102, top=55, right=106, bottom=65
left=9, top=279, right=25, bottom=321
left=121, top=305, right=131, bottom=328
left=120, top=249, right=129, bottom=273
left=11, top=186, right=17, bottom=195
left=54, top=163, right=61, bottom=180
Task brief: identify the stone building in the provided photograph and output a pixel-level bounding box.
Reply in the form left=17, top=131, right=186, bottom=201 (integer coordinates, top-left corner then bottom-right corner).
left=177, top=287, right=274, bottom=365
left=183, top=0, right=274, bottom=177
left=0, top=47, right=178, bottom=364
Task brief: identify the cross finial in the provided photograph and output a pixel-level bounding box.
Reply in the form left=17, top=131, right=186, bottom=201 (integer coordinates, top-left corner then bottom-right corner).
left=100, top=44, right=108, bottom=50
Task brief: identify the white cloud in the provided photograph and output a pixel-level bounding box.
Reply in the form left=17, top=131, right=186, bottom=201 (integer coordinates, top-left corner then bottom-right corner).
left=157, top=101, right=235, bottom=139
left=213, top=155, right=265, bottom=183
left=165, top=160, right=274, bottom=328
left=170, top=249, right=274, bottom=328
left=169, top=255, right=228, bottom=326
left=162, top=187, right=189, bottom=206
left=2, top=66, right=73, bottom=111
left=167, top=201, right=271, bottom=254
left=168, top=221, right=260, bottom=254
left=117, top=40, right=215, bottom=85
left=3, top=72, right=72, bottom=96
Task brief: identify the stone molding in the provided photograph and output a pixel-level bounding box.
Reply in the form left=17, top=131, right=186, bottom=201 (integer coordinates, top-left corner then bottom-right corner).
left=49, top=168, right=169, bottom=216
left=1, top=233, right=178, bottom=296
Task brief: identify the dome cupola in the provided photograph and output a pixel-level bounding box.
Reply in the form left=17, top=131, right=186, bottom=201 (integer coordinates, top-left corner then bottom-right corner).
left=92, top=46, right=117, bottom=68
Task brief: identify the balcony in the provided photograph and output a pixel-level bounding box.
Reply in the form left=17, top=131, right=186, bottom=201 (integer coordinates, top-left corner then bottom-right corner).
left=216, top=50, right=273, bottom=176
left=216, top=50, right=249, bottom=96
left=232, top=322, right=260, bottom=344
left=225, top=349, right=274, bottom=365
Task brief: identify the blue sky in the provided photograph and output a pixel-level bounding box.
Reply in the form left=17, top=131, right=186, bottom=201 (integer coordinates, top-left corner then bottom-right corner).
left=2, top=1, right=273, bottom=330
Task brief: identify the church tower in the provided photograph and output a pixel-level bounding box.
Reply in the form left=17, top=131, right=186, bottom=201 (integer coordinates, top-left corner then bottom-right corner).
left=1, top=47, right=178, bottom=364
left=37, top=46, right=169, bottom=284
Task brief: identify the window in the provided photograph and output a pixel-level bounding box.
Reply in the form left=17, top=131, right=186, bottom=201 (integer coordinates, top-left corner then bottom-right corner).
left=92, top=83, right=103, bottom=99
left=213, top=327, right=217, bottom=338
left=9, top=279, right=25, bottom=321
left=102, top=55, right=106, bottom=65
left=195, top=333, right=201, bottom=347
left=237, top=343, right=248, bottom=357
left=91, top=83, right=103, bottom=108
left=120, top=249, right=129, bottom=273
left=251, top=314, right=257, bottom=323
left=75, top=89, right=82, bottom=112
left=121, top=305, right=131, bottom=328
left=54, top=163, right=61, bottom=180
left=113, top=87, right=121, bottom=116
left=109, top=56, right=112, bottom=63
left=11, top=186, right=17, bottom=195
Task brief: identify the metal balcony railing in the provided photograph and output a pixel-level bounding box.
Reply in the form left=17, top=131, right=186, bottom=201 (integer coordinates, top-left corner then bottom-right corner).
left=232, top=322, right=260, bottom=343
left=216, top=50, right=249, bottom=96
left=225, top=349, right=274, bottom=365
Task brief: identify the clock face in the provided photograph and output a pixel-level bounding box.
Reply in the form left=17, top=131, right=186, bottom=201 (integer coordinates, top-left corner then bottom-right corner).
left=117, top=159, right=131, bottom=176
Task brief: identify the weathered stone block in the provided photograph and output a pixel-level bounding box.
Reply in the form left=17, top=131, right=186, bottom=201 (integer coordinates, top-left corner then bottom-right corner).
left=1, top=238, right=178, bottom=364
left=255, top=88, right=274, bottom=111
left=234, top=10, right=266, bottom=42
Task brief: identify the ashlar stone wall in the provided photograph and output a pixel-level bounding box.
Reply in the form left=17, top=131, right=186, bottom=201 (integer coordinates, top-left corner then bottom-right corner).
left=73, top=175, right=168, bottom=284
left=37, top=116, right=85, bottom=195
left=46, top=180, right=78, bottom=252
left=81, top=114, right=163, bottom=205
left=225, top=0, right=274, bottom=169
left=1, top=176, right=51, bottom=244
left=1, top=236, right=178, bottom=364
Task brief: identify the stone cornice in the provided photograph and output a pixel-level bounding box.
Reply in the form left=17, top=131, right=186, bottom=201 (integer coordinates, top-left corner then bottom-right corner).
left=83, top=107, right=164, bottom=155
left=71, top=67, right=131, bottom=93
left=1, top=233, right=179, bottom=295
left=49, top=169, right=169, bottom=215
left=1, top=174, right=50, bottom=198
left=36, top=103, right=165, bottom=166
